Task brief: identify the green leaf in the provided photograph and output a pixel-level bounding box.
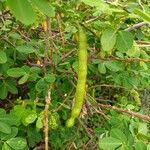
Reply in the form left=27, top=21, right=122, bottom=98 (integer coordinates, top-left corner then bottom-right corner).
left=32, top=0, right=55, bottom=17
left=6, top=137, right=27, bottom=150
left=7, top=68, right=26, bottom=77
left=0, top=109, right=6, bottom=115
left=18, top=74, right=29, bottom=85
left=6, top=79, right=18, bottom=94
left=110, top=128, right=127, bottom=143
left=81, top=0, right=103, bottom=7
left=44, top=74, right=56, bottom=83
left=0, top=51, right=7, bottom=64
left=36, top=78, right=48, bottom=92
left=98, top=63, right=106, bottom=74
left=134, top=8, right=150, bottom=23
left=147, top=144, right=150, bottom=150
left=135, top=141, right=147, bottom=150
left=0, top=114, right=20, bottom=126
left=12, top=105, right=25, bottom=120
left=36, top=117, right=43, bottom=129
left=140, top=62, right=148, bottom=70
left=0, top=84, right=8, bottom=99
left=101, top=28, right=116, bottom=52
left=140, top=50, right=149, bottom=59
left=49, top=113, right=58, bottom=129
left=16, top=45, right=35, bottom=54
left=0, top=127, right=18, bottom=140
left=2, top=143, right=11, bottom=150
left=81, top=0, right=109, bottom=12
left=9, top=32, right=21, bottom=40
left=7, top=0, right=36, bottom=25
left=126, top=44, right=140, bottom=58
left=116, top=31, right=133, bottom=52
left=0, top=121, right=11, bottom=134
left=105, top=61, right=124, bottom=72
left=119, top=145, right=132, bottom=150
left=25, top=113, right=37, bottom=124
left=27, top=127, right=42, bottom=147
left=138, top=123, right=148, bottom=135
left=21, top=109, right=36, bottom=126
left=99, top=137, right=122, bottom=150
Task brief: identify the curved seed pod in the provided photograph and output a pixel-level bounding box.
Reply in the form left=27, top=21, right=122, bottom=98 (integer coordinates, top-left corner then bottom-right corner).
left=66, top=24, right=87, bottom=127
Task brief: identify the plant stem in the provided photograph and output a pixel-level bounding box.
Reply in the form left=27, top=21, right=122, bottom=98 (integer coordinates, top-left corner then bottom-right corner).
left=44, top=87, right=52, bottom=150
left=98, top=103, right=150, bottom=121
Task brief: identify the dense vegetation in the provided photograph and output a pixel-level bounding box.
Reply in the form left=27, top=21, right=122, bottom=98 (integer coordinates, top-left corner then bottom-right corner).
left=0, top=0, right=150, bottom=149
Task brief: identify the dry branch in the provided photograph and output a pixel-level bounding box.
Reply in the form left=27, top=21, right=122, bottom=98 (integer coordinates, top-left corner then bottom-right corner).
left=99, top=57, right=150, bottom=63
left=125, top=22, right=149, bottom=31
left=98, top=103, right=150, bottom=121
left=44, top=87, right=52, bottom=150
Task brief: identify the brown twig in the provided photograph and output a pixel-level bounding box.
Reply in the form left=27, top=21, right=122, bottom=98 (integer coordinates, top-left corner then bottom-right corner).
left=85, top=17, right=100, bottom=24
left=136, top=40, right=150, bottom=47
left=81, top=23, right=98, bottom=37
left=33, top=145, right=45, bottom=150
left=97, top=103, right=150, bottom=121
left=61, top=49, right=76, bottom=62
left=1, top=37, right=16, bottom=48
left=43, top=16, right=53, bottom=150
left=12, top=27, right=31, bottom=42
left=125, top=22, right=148, bottom=31
left=53, top=87, right=74, bottom=112
left=44, top=16, right=51, bottom=62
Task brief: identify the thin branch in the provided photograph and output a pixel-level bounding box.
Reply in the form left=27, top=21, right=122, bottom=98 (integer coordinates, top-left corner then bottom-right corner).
left=84, top=17, right=100, bottom=24
left=89, top=84, right=126, bottom=90
left=44, top=86, right=52, bottom=150
left=1, top=37, right=16, bottom=48
left=53, top=86, right=74, bottom=112
left=138, top=0, right=144, bottom=10
left=12, top=27, right=31, bottom=42
left=26, top=60, right=44, bottom=67
left=61, top=49, right=76, bottom=62
left=43, top=16, right=53, bottom=150
left=136, top=40, right=150, bottom=45
left=125, top=22, right=148, bottom=31
left=81, top=23, right=98, bottom=37
left=56, top=13, right=65, bottom=46
left=0, top=76, right=4, bottom=80
left=98, top=57, right=150, bottom=63
left=98, top=103, right=150, bottom=121
left=44, top=16, right=51, bottom=62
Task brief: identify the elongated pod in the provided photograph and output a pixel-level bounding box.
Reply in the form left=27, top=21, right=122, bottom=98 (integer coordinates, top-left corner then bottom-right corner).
left=66, top=24, right=87, bottom=127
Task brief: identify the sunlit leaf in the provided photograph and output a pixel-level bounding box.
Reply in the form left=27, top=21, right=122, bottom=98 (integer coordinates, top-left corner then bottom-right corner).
left=116, top=31, right=133, bottom=52
left=7, top=0, right=36, bottom=25
left=0, top=122, right=11, bottom=134
left=101, top=28, right=116, bottom=52
left=99, top=137, right=122, bottom=150
left=32, top=0, right=55, bottom=17
left=6, top=137, right=27, bottom=150
left=134, top=8, right=150, bottom=23
left=7, top=68, right=26, bottom=77
left=16, top=45, right=35, bottom=54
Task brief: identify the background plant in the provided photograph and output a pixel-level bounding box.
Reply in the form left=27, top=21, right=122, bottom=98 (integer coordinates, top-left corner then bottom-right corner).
left=0, top=0, right=150, bottom=149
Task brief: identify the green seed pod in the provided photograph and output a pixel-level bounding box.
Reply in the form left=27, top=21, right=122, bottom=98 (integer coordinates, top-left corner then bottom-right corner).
left=66, top=117, right=75, bottom=128
left=71, top=108, right=81, bottom=118
left=66, top=24, right=87, bottom=127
